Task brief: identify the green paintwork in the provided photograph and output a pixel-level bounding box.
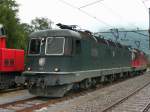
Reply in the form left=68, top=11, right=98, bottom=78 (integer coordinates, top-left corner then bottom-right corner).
left=25, top=29, right=131, bottom=73
left=22, top=29, right=135, bottom=97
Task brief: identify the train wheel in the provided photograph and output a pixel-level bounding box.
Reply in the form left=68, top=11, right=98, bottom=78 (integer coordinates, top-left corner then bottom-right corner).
left=91, top=78, right=97, bottom=87
left=73, top=83, right=80, bottom=91
left=80, top=78, right=92, bottom=89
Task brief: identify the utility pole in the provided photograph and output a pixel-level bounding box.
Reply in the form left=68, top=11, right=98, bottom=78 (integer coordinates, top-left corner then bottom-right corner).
left=149, top=8, right=150, bottom=49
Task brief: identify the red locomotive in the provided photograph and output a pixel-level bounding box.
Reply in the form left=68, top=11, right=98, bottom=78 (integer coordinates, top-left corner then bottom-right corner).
left=0, top=24, right=24, bottom=89
left=131, top=48, right=148, bottom=70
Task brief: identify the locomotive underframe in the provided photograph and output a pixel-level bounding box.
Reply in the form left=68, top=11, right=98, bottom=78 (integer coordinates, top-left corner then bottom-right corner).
left=0, top=72, right=21, bottom=89
left=23, top=66, right=146, bottom=97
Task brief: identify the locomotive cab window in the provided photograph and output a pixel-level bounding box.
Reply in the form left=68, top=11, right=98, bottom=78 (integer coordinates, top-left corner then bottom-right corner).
left=0, top=27, right=6, bottom=36
left=29, top=39, right=41, bottom=54
left=45, top=37, right=65, bottom=55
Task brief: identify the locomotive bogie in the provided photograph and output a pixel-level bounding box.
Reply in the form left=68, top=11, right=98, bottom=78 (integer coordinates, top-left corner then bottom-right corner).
left=0, top=72, right=21, bottom=89
left=24, top=67, right=146, bottom=97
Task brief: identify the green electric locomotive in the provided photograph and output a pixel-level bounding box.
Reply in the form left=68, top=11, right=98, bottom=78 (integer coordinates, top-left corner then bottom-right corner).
left=23, top=24, right=147, bottom=97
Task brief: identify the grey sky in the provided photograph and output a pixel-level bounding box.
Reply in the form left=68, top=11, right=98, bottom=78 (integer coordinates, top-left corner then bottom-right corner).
left=16, top=0, right=150, bottom=32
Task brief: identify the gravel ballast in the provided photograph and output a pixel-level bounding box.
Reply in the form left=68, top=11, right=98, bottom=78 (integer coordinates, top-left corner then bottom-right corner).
left=35, top=73, right=150, bottom=112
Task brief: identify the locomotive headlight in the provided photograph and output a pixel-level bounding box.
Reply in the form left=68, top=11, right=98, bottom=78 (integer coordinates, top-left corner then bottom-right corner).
left=27, top=67, right=31, bottom=71
left=54, top=68, right=60, bottom=72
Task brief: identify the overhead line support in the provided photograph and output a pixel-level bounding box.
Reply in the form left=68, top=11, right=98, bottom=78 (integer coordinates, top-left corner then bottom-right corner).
left=148, top=8, right=150, bottom=50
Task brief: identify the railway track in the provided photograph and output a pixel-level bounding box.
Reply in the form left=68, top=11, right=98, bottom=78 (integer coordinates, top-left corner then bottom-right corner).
left=0, top=96, right=39, bottom=112
left=102, top=80, right=150, bottom=112
left=0, top=78, right=124, bottom=112
left=0, top=75, right=143, bottom=112
left=0, top=87, right=25, bottom=94
left=0, top=90, right=87, bottom=112
left=0, top=74, right=147, bottom=112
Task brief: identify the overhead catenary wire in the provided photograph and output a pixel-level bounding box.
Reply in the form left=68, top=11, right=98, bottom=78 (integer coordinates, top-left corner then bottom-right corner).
left=141, top=0, right=149, bottom=11
left=96, top=29, right=148, bottom=48
left=79, top=0, right=127, bottom=28
left=132, top=30, right=149, bottom=37
left=79, top=0, right=139, bottom=29
left=78, top=0, right=104, bottom=9
left=100, top=3, right=139, bottom=28
left=140, top=0, right=150, bottom=49
left=102, top=32, right=145, bottom=48
left=79, top=0, right=123, bottom=21
left=59, top=0, right=148, bottom=48
left=79, top=0, right=129, bottom=29
left=59, top=0, right=146, bottom=30
left=59, top=0, right=114, bottom=28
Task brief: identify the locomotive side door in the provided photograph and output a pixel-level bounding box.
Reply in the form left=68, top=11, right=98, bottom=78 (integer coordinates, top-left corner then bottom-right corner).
left=70, top=38, right=83, bottom=71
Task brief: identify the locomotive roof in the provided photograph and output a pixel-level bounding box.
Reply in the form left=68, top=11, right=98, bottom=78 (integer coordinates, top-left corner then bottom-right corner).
left=29, top=29, right=131, bottom=50
left=29, top=29, right=83, bottom=39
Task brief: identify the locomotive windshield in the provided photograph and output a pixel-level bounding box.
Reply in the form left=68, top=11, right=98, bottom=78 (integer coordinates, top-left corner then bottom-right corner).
left=45, top=37, right=65, bottom=55
left=29, top=39, right=41, bottom=54
left=0, top=24, right=6, bottom=36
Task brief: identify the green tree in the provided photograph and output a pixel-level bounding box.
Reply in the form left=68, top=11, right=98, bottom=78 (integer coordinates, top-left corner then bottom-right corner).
left=31, top=17, right=53, bottom=31
left=0, top=0, right=54, bottom=50
left=21, top=23, right=34, bottom=34
left=0, top=0, right=27, bottom=49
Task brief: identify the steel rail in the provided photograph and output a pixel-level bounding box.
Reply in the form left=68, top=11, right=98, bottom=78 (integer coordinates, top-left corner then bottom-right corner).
left=102, top=81, right=150, bottom=112
left=142, top=101, right=150, bottom=112
left=0, top=73, right=146, bottom=112
left=0, top=87, right=25, bottom=94
left=0, top=97, right=38, bottom=108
